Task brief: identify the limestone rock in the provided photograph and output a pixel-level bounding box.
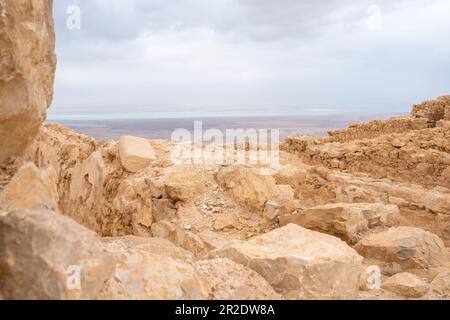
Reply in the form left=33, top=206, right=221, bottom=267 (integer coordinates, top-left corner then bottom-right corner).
left=355, top=227, right=449, bottom=272
left=151, top=221, right=209, bottom=258
left=430, top=269, right=450, bottom=297
left=101, top=236, right=209, bottom=300
left=382, top=273, right=429, bottom=298
left=152, top=198, right=177, bottom=222
left=213, top=224, right=363, bottom=299
left=0, top=208, right=114, bottom=300
left=214, top=214, right=239, bottom=231
left=216, top=166, right=279, bottom=210
left=294, top=203, right=400, bottom=244
left=196, top=258, right=282, bottom=300
left=164, top=166, right=207, bottom=202
left=0, top=0, right=57, bottom=164
left=118, top=136, right=155, bottom=173
left=263, top=200, right=287, bottom=220
left=0, top=162, right=58, bottom=211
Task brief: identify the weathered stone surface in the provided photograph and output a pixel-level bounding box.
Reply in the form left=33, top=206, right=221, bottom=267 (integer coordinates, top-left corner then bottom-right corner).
left=411, top=95, right=450, bottom=122
left=118, top=136, right=155, bottom=173
left=151, top=221, right=209, bottom=258
left=213, top=224, right=363, bottom=299
left=382, top=273, right=429, bottom=298
left=0, top=0, right=56, bottom=164
left=152, top=198, right=177, bottom=222
left=217, top=166, right=278, bottom=210
left=214, top=214, right=239, bottom=231
left=355, top=227, right=449, bottom=272
left=100, top=236, right=210, bottom=300
left=0, top=162, right=58, bottom=211
left=164, top=166, right=207, bottom=202
left=0, top=209, right=114, bottom=300
left=196, top=258, right=282, bottom=300
left=430, top=269, right=450, bottom=297
left=263, top=200, right=287, bottom=220
left=217, top=166, right=295, bottom=214
left=294, top=203, right=400, bottom=244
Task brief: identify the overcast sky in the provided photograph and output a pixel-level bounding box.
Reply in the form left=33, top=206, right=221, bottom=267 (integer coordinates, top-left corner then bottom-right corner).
left=51, top=0, right=450, bottom=115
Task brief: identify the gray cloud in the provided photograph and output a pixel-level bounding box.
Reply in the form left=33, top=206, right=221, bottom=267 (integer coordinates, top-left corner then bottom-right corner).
left=51, top=0, right=450, bottom=114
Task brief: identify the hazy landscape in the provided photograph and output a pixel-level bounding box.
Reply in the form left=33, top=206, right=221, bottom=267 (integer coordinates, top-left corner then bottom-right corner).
left=48, top=113, right=395, bottom=140
left=1, top=0, right=450, bottom=308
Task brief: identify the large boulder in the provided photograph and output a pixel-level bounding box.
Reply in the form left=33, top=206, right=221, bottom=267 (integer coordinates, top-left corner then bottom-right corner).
left=355, top=227, right=449, bottom=272
left=0, top=209, right=212, bottom=300
left=118, top=136, right=155, bottom=173
left=195, top=258, right=282, bottom=300
left=430, top=269, right=450, bottom=297
left=217, top=165, right=294, bottom=212
left=163, top=166, right=207, bottom=202
left=100, top=236, right=210, bottom=300
left=0, top=208, right=114, bottom=299
left=292, top=203, right=400, bottom=244
left=213, top=224, right=363, bottom=299
left=382, top=272, right=429, bottom=298
left=0, top=162, right=58, bottom=211
left=0, top=0, right=57, bottom=164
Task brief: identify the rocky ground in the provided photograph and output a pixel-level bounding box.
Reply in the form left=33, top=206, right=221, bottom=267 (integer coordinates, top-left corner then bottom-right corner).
left=1, top=96, right=450, bottom=300
left=1, top=0, right=450, bottom=300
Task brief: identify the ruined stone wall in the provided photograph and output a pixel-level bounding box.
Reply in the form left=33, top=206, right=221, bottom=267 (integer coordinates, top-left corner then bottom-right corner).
left=284, top=123, right=450, bottom=189
left=411, top=95, right=450, bottom=122
left=326, top=117, right=429, bottom=143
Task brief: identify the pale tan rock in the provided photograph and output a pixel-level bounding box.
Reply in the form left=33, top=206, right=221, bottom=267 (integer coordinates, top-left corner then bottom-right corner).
left=0, top=208, right=114, bottom=300
left=198, top=230, right=241, bottom=251
left=382, top=273, right=429, bottom=298
left=213, top=224, right=363, bottom=299
left=196, top=258, right=282, bottom=300
left=295, top=203, right=400, bottom=244
left=264, top=200, right=288, bottom=220
left=164, top=166, right=207, bottom=202
left=214, top=214, right=239, bottom=231
left=118, top=136, right=155, bottom=173
left=355, top=227, right=449, bottom=272
left=101, top=236, right=209, bottom=300
left=216, top=165, right=279, bottom=210
left=430, top=269, right=450, bottom=297
left=0, top=162, right=58, bottom=211
left=0, top=0, right=56, bottom=164
left=151, top=221, right=209, bottom=258
left=152, top=198, right=177, bottom=222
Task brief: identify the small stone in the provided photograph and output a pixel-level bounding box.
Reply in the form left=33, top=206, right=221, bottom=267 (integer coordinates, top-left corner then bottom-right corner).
left=382, top=273, right=429, bottom=298
left=214, top=214, right=239, bottom=231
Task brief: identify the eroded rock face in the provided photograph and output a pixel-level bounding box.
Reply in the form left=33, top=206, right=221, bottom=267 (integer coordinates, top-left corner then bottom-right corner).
left=294, top=203, right=400, bottom=244
left=118, top=136, right=156, bottom=173
left=0, top=208, right=114, bottom=300
left=0, top=162, right=58, bottom=211
left=355, top=227, right=449, bottom=273
left=100, top=236, right=210, bottom=300
left=195, top=258, right=282, bottom=300
left=382, top=272, right=429, bottom=298
left=0, top=209, right=211, bottom=300
left=0, top=0, right=56, bottom=164
left=213, top=224, right=363, bottom=300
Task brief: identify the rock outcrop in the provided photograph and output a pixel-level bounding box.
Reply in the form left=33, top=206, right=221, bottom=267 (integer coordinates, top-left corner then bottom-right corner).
left=382, top=273, right=429, bottom=298
left=287, top=203, right=400, bottom=244
left=0, top=0, right=56, bottom=164
left=213, top=224, right=363, bottom=299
